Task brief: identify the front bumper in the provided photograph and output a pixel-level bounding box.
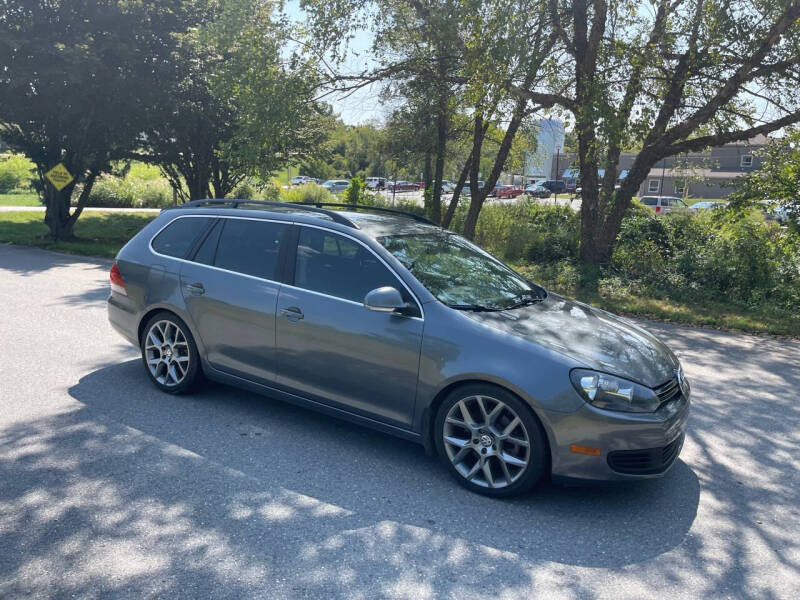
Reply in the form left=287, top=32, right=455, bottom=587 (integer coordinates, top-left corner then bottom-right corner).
left=545, top=393, right=690, bottom=482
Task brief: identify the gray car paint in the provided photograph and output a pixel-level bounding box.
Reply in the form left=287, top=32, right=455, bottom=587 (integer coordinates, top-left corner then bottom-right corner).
left=108, top=205, right=690, bottom=482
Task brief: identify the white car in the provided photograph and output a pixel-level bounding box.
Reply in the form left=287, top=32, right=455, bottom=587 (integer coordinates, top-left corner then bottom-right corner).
left=322, top=180, right=350, bottom=192
left=365, top=177, right=387, bottom=190
left=640, top=196, right=689, bottom=215
left=291, top=175, right=314, bottom=185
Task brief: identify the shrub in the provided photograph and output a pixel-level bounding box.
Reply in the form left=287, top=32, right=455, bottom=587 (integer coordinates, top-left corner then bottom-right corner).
left=280, top=183, right=334, bottom=204
left=344, top=177, right=366, bottom=205
left=0, top=153, right=36, bottom=193
left=83, top=176, right=173, bottom=208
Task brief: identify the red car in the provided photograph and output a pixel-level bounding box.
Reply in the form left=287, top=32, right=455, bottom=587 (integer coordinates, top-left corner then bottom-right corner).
left=391, top=180, right=420, bottom=192
left=496, top=186, right=525, bottom=199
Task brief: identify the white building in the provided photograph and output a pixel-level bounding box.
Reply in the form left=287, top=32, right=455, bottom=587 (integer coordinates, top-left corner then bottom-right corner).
left=523, top=119, right=565, bottom=181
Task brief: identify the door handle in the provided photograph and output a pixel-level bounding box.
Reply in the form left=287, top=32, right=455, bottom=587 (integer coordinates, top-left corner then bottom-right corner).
left=185, top=282, right=205, bottom=295
left=280, top=306, right=304, bottom=320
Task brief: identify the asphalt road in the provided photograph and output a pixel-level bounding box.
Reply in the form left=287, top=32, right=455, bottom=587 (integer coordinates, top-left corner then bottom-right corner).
left=1, top=243, right=798, bottom=599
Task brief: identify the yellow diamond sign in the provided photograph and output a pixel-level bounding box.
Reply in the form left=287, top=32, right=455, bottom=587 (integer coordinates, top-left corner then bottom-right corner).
left=45, top=163, right=74, bottom=191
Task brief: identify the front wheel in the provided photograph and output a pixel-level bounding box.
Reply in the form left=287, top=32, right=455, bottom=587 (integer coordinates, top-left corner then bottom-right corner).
left=140, top=312, right=201, bottom=394
left=434, top=384, right=548, bottom=497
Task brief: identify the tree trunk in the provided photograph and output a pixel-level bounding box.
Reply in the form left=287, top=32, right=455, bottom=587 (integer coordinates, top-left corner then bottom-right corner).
left=43, top=183, right=76, bottom=240
left=430, top=90, right=448, bottom=224
left=441, top=152, right=472, bottom=229
left=42, top=172, right=98, bottom=241
left=422, top=150, right=433, bottom=218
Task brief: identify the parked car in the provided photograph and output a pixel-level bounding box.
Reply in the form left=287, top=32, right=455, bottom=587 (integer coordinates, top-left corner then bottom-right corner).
left=540, top=180, right=567, bottom=194
left=640, top=195, right=689, bottom=214
left=690, top=201, right=725, bottom=212
left=291, top=175, right=314, bottom=185
left=461, top=181, right=485, bottom=196
left=524, top=184, right=551, bottom=198
left=496, top=186, right=525, bottom=199
left=322, top=180, right=350, bottom=192
left=109, top=200, right=690, bottom=497
left=391, top=180, right=420, bottom=192
left=365, top=177, right=387, bottom=190
left=441, top=180, right=456, bottom=194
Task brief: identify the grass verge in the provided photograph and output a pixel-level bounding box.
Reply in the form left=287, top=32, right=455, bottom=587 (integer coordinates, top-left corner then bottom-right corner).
left=517, top=262, right=800, bottom=338
left=0, top=192, right=41, bottom=206
left=2, top=209, right=796, bottom=337
left=0, top=210, right=156, bottom=259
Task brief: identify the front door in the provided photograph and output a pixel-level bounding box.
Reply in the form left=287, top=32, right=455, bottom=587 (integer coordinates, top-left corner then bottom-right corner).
left=275, top=226, right=424, bottom=428
left=180, top=217, right=289, bottom=383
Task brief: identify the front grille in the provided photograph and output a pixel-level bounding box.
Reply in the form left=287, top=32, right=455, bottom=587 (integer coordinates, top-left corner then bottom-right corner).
left=607, top=434, right=684, bottom=475
left=654, top=377, right=681, bottom=404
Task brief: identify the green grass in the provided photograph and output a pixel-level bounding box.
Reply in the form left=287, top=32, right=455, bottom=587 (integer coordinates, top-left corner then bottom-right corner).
left=0, top=192, right=41, bottom=206
left=516, top=262, right=800, bottom=338
left=2, top=209, right=795, bottom=337
left=0, top=210, right=156, bottom=258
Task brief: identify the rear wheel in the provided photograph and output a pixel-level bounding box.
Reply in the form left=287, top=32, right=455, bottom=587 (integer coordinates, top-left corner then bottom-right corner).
left=434, top=384, right=547, bottom=497
left=140, top=312, right=201, bottom=394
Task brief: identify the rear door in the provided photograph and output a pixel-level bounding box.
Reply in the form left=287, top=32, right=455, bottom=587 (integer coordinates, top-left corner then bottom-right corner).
left=179, top=216, right=290, bottom=383
left=274, top=225, right=424, bottom=428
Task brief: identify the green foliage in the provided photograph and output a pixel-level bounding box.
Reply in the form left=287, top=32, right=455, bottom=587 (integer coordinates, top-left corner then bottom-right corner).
left=83, top=176, right=173, bottom=209
left=0, top=153, right=36, bottom=193
left=280, top=183, right=334, bottom=204
left=0, top=0, right=202, bottom=237
left=344, top=177, right=366, bottom=204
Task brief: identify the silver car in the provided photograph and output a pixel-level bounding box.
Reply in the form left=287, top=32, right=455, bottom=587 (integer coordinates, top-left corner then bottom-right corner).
left=108, top=200, right=690, bottom=497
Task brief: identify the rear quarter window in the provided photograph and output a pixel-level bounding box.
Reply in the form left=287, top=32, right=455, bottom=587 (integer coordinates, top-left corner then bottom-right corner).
left=640, top=197, right=658, bottom=206
left=151, top=216, right=214, bottom=259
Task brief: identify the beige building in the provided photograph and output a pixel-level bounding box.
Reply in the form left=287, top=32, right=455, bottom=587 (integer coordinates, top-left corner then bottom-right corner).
left=551, top=135, right=767, bottom=199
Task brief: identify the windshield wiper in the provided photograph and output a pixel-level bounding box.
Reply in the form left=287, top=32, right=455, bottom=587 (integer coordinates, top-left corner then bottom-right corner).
left=447, top=303, right=504, bottom=312
left=504, top=296, right=545, bottom=310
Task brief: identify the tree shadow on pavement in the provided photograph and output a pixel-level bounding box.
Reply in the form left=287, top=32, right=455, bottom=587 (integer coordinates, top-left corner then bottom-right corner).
left=1, top=358, right=701, bottom=599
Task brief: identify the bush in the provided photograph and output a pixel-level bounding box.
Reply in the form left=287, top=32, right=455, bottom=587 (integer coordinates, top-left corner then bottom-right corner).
left=82, top=176, right=173, bottom=208
left=0, top=153, right=36, bottom=193
left=344, top=177, right=366, bottom=204
left=280, top=183, right=334, bottom=204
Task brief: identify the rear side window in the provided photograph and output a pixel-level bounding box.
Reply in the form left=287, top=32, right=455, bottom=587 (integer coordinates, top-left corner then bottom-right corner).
left=152, top=217, right=214, bottom=259
left=294, top=227, right=401, bottom=304
left=213, top=219, right=287, bottom=280
left=641, top=197, right=658, bottom=206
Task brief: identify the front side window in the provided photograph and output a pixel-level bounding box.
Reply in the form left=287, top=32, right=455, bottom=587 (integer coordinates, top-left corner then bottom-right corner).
left=377, top=232, right=544, bottom=311
left=212, top=219, right=287, bottom=280
left=152, top=217, right=214, bottom=259
left=294, top=227, right=402, bottom=304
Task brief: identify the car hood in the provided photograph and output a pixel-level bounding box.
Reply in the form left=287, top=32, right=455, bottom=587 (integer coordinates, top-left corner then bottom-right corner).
left=462, top=293, right=679, bottom=388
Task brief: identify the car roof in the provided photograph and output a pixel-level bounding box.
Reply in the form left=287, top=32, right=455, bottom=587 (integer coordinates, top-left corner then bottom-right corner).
left=159, top=203, right=441, bottom=240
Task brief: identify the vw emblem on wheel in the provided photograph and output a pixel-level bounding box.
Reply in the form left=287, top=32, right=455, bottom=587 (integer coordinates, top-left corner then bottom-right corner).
left=480, top=434, right=493, bottom=447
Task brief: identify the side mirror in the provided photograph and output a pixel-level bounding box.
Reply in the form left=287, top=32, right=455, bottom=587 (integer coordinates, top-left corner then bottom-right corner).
left=364, top=286, right=408, bottom=314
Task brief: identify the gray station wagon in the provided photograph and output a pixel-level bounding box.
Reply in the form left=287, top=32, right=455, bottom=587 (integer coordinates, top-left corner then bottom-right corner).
left=108, top=200, right=690, bottom=496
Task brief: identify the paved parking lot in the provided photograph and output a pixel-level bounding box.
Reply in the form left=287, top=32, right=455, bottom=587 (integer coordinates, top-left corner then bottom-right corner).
left=1, top=243, right=798, bottom=599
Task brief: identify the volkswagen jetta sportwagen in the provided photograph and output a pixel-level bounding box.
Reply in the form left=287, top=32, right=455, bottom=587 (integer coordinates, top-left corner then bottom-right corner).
left=108, top=200, right=690, bottom=496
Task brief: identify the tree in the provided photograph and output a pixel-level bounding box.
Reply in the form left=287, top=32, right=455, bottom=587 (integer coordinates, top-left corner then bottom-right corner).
left=732, top=128, right=800, bottom=226
left=0, top=1, right=201, bottom=239
left=302, top=0, right=562, bottom=232
left=145, top=0, right=328, bottom=201
left=538, top=0, right=800, bottom=270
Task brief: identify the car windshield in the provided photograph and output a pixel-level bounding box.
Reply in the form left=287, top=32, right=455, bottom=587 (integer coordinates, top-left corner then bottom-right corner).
left=377, top=232, right=545, bottom=311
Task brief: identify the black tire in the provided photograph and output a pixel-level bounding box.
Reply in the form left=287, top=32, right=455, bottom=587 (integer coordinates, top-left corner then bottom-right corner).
left=140, top=311, right=202, bottom=394
left=434, top=383, right=548, bottom=497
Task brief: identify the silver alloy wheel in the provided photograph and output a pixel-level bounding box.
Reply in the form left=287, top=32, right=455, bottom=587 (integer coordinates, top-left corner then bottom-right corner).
left=144, top=320, right=190, bottom=387
left=443, top=395, right=531, bottom=489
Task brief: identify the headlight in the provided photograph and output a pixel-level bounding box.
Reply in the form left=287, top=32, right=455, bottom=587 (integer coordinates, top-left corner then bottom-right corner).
left=570, top=369, right=660, bottom=413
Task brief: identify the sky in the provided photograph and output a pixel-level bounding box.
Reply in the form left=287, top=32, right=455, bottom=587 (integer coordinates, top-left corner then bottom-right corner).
left=284, top=1, right=386, bottom=125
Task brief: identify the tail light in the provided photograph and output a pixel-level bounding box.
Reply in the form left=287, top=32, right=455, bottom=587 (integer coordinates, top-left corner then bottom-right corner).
left=110, top=262, right=127, bottom=296
left=655, top=206, right=661, bottom=213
